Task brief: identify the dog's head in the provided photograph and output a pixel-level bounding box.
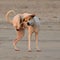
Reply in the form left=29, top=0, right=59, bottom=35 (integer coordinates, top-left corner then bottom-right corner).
left=23, top=15, right=40, bottom=29
left=22, top=14, right=35, bottom=26
left=18, top=13, right=40, bottom=30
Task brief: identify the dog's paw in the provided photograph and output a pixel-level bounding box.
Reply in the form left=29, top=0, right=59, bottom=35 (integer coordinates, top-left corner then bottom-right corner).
left=15, top=48, right=20, bottom=51
left=36, top=49, right=41, bottom=52
left=28, top=50, right=32, bottom=52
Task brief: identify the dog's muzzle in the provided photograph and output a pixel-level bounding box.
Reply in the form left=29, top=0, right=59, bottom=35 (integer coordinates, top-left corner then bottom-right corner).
left=27, top=20, right=34, bottom=26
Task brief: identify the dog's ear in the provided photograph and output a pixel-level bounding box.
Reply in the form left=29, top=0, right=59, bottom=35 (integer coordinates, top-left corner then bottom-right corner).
left=30, top=14, right=35, bottom=18
left=22, top=14, right=35, bottom=22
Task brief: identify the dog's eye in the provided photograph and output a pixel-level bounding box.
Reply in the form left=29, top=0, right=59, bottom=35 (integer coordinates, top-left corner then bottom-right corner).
left=23, top=18, right=27, bottom=22
left=29, top=18, right=32, bottom=20
left=29, top=19, right=30, bottom=20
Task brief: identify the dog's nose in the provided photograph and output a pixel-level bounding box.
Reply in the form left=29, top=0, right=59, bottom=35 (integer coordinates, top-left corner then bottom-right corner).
left=27, top=22, right=30, bottom=25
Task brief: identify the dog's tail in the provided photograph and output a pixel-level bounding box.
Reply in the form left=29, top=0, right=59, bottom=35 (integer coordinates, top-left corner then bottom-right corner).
left=5, top=10, right=15, bottom=24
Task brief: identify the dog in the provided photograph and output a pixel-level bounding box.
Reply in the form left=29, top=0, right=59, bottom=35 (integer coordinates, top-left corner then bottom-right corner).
left=5, top=10, right=40, bottom=51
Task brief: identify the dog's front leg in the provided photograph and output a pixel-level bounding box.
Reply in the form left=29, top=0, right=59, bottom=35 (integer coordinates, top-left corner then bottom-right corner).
left=28, top=27, right=32, bottom=52
left=35, top=32, right=40, bottom=52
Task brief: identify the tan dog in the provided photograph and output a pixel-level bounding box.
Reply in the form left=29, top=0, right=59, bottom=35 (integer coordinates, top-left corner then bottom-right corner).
left=5, top=10, right=40, bottom=51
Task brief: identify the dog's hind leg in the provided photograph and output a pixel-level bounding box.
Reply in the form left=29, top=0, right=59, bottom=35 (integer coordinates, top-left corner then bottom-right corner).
left=13, top=30, right=24, bottom=51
